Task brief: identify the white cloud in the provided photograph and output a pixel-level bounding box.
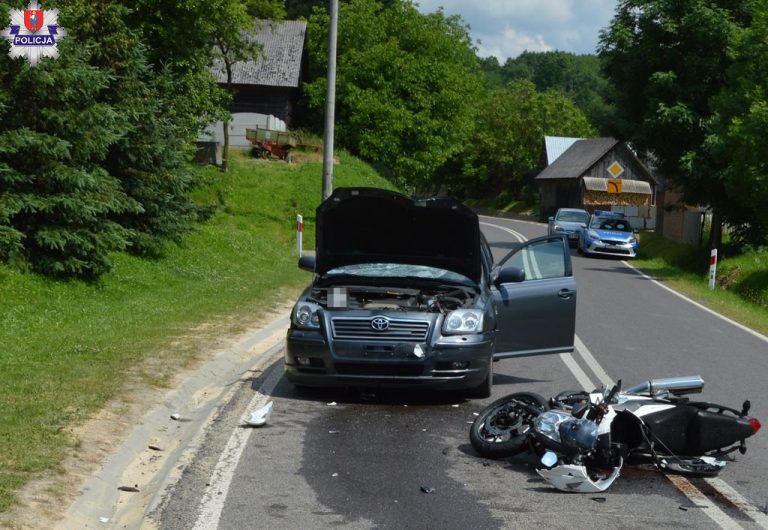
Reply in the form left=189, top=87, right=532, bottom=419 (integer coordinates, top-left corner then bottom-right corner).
left=415, top=0, right=617, bottom=61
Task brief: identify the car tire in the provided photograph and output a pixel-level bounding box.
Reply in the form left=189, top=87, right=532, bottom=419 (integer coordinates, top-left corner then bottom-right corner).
left=467, top=361, right=493, bottom=399
left=469, top=392, right=548, bottom=458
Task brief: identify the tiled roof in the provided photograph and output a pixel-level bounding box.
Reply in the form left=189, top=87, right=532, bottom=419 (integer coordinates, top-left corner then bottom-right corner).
left=212, top=20, right=307, bottom=88
left=535, top=138, right=619, bottom=180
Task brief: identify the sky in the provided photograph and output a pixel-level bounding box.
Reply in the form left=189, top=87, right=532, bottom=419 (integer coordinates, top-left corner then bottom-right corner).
left=414, top=0, right=619, bottom=63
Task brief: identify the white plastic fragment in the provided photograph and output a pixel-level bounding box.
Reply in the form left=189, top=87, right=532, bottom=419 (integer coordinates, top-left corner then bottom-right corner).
left=170, top=413, right=181, bottom=420
left=328, top=430, right=340, bottom=434
left=327, top=401, right=338, bottom=406
left=413, top=344, right=425, bottom=358
left=451, top=404, right=459, bottom=408
left=99, top=517, right=110, bottom=524
left=245, top=401, right=273, bottom=427
left=331, top=473, right=338, bottom=477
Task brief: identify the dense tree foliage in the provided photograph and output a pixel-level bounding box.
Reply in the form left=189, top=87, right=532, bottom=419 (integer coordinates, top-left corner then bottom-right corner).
left=304, top=0, right=482, bottom=191
left=480, top=51, right=615, bottom=134
left=599, top=0, right=761, bottom=248
left=0, top=0, right=241, bottom=277
left=444, top=80, right=597, bottom=197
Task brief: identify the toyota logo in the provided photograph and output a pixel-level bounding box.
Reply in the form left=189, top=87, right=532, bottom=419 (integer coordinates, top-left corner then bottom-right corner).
left=371, top=317, right=390, bottom=331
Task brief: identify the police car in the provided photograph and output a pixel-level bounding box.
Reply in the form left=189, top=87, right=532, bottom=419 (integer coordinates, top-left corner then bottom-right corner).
left=577, top=210, right=638, bottom=258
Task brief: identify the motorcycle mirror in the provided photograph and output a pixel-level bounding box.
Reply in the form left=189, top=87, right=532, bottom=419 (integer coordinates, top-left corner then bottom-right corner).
left=741, top=400, right=751, bottom=416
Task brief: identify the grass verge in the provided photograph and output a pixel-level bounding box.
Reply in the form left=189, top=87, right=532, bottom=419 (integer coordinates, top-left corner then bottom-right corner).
left=0, top=149, right=394, bottom=513
left=633, top=232, right=768, bottom=336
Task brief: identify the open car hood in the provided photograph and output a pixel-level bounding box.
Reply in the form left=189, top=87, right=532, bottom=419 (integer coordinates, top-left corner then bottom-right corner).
left=314, top=188, right=482, bottom=283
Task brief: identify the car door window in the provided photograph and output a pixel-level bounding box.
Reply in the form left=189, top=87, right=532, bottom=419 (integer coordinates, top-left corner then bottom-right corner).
left=499, top=239, right=567, bottom=281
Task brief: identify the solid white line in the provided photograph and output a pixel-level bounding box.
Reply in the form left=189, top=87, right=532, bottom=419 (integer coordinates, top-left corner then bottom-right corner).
left=666, top=475, right=744, bottom=529
left=479, top=221, right=526, bottom=243
left=558, top=351, right=596, bottom=391
left=621, top=260, right=768, bottom=344
left=574, top=335, right=615, bottom=387
left=704, top=477, right=768, bottom=528
left=192, top=359, right=284, bottom=530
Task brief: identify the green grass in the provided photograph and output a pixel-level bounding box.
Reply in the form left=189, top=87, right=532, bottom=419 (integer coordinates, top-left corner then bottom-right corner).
left=633, top=232, right=768, bottom=336
left=0, top=149, right=395, bottom=512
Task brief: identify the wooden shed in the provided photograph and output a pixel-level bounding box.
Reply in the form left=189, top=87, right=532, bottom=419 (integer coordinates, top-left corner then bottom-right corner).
left=535, top=137, right=658, bottom=227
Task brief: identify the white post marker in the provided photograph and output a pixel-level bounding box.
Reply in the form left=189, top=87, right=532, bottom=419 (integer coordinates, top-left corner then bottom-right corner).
left=296, top=214, right=303, bottom=257
left=708, top=248, right=717, bottom=289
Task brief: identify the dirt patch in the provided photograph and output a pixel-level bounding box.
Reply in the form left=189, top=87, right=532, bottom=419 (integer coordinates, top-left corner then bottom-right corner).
left=1, top=291, right=300, bottom=530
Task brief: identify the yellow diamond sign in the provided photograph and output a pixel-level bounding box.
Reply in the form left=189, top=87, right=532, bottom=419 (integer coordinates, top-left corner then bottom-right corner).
left=607, top=161, right=624, bottom=178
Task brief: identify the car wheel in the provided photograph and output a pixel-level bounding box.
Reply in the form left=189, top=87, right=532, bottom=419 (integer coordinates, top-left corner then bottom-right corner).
left=469, top=392, right=548, bottom=458
left=467, top=361, right=492, bottom=399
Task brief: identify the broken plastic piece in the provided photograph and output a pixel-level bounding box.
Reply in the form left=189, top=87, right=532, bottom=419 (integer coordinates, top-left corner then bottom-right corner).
left=413, top=344, right=425, bottom=358
left=118, top=486, right=140, bottom=493
left=328, top=430, right=340, bottom=434
left=245, top=401, right=273, bottom=427
left=331, top=473, right=339, bottom=477
left=99, top=517, right=110, bottom=523
left=420, top=486, right=435, bottom=494
left=170, top=413, right=181, bottom=420
left=327, top=401, right=338, bottom=406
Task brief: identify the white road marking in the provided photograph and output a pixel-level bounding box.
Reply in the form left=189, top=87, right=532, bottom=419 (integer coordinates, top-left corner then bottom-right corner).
left=574, top=335, right=615, bottom=387
left=704, top=478, right=768, bottom=529
left=621, top=260, right=768, bottom=344
left=558, top=351, right=596, bottom=391
left=666, top=475, right=744, bottom=529
left=192, top=354, right=284, bottom=530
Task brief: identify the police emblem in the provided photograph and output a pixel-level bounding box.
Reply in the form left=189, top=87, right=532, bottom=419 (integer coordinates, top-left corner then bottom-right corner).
left=1, top=1, right=67, bottom=66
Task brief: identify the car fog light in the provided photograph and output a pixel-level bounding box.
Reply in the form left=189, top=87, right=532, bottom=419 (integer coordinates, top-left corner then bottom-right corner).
left=296, top=356, right=311, bottom=366
left=450, top=361, right=469, bottom=369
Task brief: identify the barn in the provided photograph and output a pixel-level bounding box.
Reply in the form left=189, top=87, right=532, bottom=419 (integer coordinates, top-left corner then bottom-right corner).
left=535, top=137, right=658, bottom=228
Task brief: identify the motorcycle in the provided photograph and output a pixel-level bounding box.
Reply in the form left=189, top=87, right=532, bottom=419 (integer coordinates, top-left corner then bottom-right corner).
left=469, top=376, right=762, bottom=492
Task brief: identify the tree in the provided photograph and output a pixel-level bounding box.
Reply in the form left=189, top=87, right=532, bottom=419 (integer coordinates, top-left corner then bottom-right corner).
left=690, top=0, right=768, bottom=246
left=447, top=80, right=596, bottom=197
left=303, top=0, right=482, bottom=191
left=599, top=0, right=755, bottom=250
left=481, top=51, right=615, bottom=134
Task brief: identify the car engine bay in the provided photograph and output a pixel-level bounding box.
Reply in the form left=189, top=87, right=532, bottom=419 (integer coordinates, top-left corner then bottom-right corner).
left=309, top=285, right=478, bottom=313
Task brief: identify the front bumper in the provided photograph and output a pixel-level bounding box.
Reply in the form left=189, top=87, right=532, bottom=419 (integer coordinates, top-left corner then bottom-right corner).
left=285, top=328, right=493, bottom=390
left=582, top=238, right=637, bottom=258
left=552, top=229, right=580, bottom=246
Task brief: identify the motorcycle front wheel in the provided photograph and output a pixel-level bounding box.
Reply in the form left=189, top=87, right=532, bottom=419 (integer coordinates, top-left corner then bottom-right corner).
left=470, top=392, right=548, bottom=458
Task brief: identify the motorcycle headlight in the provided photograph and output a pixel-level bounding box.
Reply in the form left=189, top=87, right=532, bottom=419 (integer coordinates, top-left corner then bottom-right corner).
left=534, top=410, right=572, bottom=444
left=293, top=302, right=321, bottom=329
left=559, top=418, right=599, bottom=451
left=442, top=309, right=483, bottom=334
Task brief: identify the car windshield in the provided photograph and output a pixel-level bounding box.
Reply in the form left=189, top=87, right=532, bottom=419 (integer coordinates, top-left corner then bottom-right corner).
left=590, top=217, right=631, bottom=232
left=556, top=210, right=589, bottom=223
left=324, top=263, right=472, bottom=284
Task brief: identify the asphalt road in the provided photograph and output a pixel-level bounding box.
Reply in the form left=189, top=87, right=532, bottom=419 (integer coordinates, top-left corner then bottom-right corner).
left=155, top=216, right=768, bottom=529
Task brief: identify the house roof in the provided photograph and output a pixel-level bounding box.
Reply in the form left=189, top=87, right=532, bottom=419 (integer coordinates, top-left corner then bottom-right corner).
left=544, top=136, right=581, bottom=165
left=212, top=20, right=307, bottom=88
left=535, top=138, right=619, bottom=180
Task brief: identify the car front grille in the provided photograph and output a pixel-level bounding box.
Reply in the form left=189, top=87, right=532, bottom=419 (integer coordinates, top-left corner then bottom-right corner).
left=331, top=317, right=430, bottom=342
left=599, top=247, right=631, bottom=255
left=335, top=362, right=424, bottom=377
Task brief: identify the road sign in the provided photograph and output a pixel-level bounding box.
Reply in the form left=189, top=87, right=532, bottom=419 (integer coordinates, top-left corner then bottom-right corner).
left=607, top=178, right=623, bottom=194
left=607, top=161, right=624, bottom=178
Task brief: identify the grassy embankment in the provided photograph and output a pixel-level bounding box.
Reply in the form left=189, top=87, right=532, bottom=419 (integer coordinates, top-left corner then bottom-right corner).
left=0, top=149, right=395, bottom=512
left=633, top=232, right=768, bottom=336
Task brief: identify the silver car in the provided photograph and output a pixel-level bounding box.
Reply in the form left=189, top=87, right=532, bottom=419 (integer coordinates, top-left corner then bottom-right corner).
left=285, top=188, right=577, bottom=398
left=547, top=208, right=590, bottom=246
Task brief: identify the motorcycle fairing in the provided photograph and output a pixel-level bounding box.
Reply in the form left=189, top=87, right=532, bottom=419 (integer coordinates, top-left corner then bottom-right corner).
left=537, top=458, right=623, bottom=493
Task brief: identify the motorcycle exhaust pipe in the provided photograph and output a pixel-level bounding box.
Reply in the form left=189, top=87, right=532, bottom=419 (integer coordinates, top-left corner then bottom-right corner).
left=625, top=375, right=705, bottom=396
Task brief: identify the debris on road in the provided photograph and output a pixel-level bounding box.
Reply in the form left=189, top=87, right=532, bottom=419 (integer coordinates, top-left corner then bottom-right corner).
left=117, top=485, right=140, bottom=493
left=332, top=473, right=339, bottom=477
left=420, top=486, right=435, bottom=494
left=591, top=497, right=606, bottom=503
left=245, top=401, right=273, bottom=427
left=328, top=430, right=340, bottom=434
left=148, top=445, right=163, bottom=451
left=327, top=401, right=338, bottom=406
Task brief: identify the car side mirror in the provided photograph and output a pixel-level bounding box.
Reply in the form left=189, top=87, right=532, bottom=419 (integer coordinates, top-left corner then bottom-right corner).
left=548, top=216, right=554, bottom=222
left=495, top=266, right=525, bottom=285
left=298, top=255, right=316, bottom=272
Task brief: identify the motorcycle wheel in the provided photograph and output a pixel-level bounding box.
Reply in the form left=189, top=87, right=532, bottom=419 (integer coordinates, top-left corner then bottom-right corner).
left=470, top=392, right=548, bottom=459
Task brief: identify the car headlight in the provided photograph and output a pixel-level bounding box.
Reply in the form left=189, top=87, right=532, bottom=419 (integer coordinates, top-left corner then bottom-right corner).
left=293, top=302, right=321, bottom=329
left=553, top=224, right=562, bottom=231
left=587, top=230, right=601, bottom=241
left=629, top=237, right=637, bottom=244
left=442, top=309, right=483, bottom=334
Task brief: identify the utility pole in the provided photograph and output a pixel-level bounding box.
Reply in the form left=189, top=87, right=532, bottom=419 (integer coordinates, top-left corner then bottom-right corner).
left=321, top=0, right=338, bottom=200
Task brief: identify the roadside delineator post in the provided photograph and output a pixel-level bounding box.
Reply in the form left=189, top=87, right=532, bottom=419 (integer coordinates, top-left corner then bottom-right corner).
left=708, top=248, right=717, bottom=289
left=296, top=214, right=303, bottom=257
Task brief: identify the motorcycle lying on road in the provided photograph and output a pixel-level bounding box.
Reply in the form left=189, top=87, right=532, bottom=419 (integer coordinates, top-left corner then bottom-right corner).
left=469, top=376, right=762, bottom=492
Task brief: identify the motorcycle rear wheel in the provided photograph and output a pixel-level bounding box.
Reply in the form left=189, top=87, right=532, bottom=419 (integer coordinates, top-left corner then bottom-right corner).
left=470, top=392, right=548, bottom=458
